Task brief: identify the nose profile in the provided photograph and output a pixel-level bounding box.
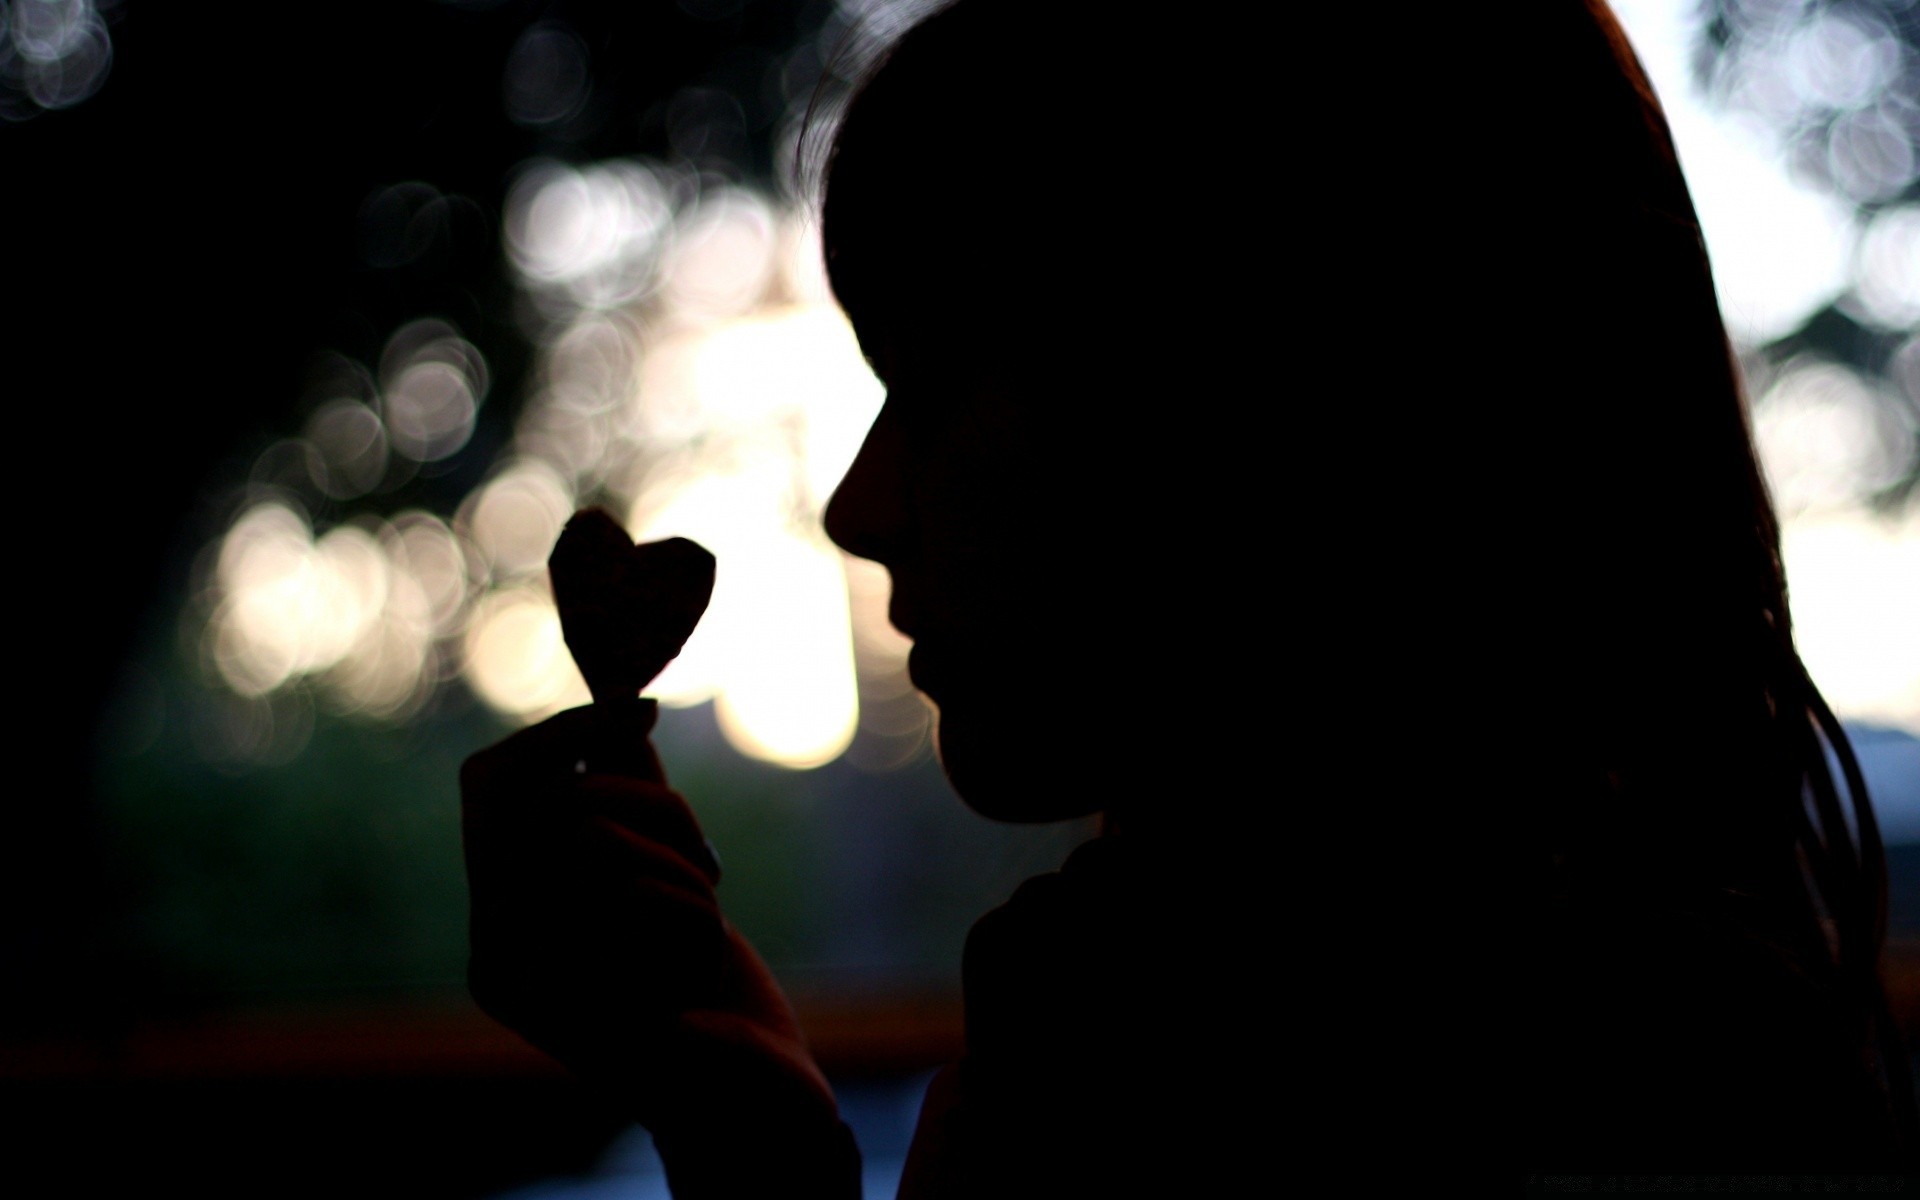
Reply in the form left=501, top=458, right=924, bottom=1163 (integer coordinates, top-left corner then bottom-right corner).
left=824, top=399, right=910, bottom=569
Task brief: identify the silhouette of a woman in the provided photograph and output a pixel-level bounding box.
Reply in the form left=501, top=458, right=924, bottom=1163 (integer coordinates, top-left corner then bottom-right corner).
left=461, top=2, right=1916, bottom=1191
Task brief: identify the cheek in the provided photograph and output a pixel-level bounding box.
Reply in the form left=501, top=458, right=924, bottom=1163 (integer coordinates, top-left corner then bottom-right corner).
left=901, top=391, right=1051, bottom=603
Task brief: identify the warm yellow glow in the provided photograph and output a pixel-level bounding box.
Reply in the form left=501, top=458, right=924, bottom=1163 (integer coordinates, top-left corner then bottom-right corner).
left=547, top=314, right=641, bottom=416
left=385, top=359, right=478, bottom=462
left=627, top=464, right=783, bottom=707
left=377, top=323, right=488, bottom=464
left=711, top=533, right=860, bottom=769
left=212, top=503, right=387, bottom=695
left=626, top=466, right=859, bottom=767
left=662, top=190, right=778, bottom=321
left=442, top=224, right=883, bottom=759
left=205, top=503, right=450, bottom=714
left=385, top=511, right=474, bottom=636
left=194, top=195, right=906, bottom=771
left=304, top=398, right=388, bottom=499
left=504, top=160, right=673, bottom=307
left=466, top=460, right=575, bottom=578
left=630, top=325, right=709, bottom=444
left=774, top=213, right=836, bottom=308
left=690, top=305, right=886, bottom=506
left=462, top=586, right=591, bottom=719
left=209, top=599, right=296, bottom=697
left=310, top=525, right=390, bottom=667
left=1783, top=508, right=1920, bottom=733
left=211, top=503, right=312, bottom=694
left=329, top=564, right=433, bottom=719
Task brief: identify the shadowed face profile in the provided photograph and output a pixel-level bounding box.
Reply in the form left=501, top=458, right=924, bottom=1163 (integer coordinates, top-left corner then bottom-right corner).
left=816, top=4, right=1252, bottom=825
left=820, top=246, right=1239, bottom=826
left=823, top=314, right=1093, bottom=821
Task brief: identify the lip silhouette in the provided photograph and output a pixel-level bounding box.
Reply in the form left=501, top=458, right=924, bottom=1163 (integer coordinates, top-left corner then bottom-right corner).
left=906, top=642, right=945, bottom=705
left=887, top=599, right=921, bottom=645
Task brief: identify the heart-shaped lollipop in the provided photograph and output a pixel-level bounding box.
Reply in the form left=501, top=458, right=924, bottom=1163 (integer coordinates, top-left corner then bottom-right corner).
left=548, top=507, right=716, bottom=705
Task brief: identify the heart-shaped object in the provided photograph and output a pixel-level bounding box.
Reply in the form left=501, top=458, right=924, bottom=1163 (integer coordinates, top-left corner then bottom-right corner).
left=548, top=507, right=716, bottom=705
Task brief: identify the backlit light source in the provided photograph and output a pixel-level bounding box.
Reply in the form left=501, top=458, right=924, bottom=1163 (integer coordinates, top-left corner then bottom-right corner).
left=463, top=586, right=590, bottom=718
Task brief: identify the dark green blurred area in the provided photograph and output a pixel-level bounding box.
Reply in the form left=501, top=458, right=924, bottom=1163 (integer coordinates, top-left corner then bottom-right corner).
left=98, top=669, right=484, bottom=1008
left=95, top=634, right=1091, bottom=1015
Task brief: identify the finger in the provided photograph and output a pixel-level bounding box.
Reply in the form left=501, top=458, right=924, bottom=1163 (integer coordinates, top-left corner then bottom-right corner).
left=466, top=806, right=716, bottom=905
left=573, top=775, right=722, bottom=885
left=575, top=812, right=723, bottom=900
left=469, top=838, right=726, bottom=962
left=460, top=700, right=664, bottom=801
left=478, top=870, right=725, bottom=953
left=469, top=806, right=723, bottom=932
left=472, top=868, right=731, bottom=1018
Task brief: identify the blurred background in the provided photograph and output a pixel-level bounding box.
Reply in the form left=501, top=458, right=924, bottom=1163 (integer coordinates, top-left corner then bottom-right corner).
left=1, top=0, right=1915, bottom=1195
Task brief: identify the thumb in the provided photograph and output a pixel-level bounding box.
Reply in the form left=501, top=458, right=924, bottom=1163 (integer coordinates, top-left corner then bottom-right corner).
left=461, top=698, right=667, bottom=800
left=579, top=696, right=667, bottom=782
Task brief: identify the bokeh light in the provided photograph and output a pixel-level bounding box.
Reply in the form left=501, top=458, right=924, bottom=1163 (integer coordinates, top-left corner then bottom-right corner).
left=209, top=502, right=339, bottom=696
left=503, top=22, right=592, bottom=129
left=1856, top=204, right=1920, bottom=329
left=1782, top=8, right=1900, bottom=112
left=1753, top=356, right=1912, bottom=515
left=709, top=532, right=860, bottom=769
left=384, top=510, right=475, bottom=638
left=188, top=1, right=1920, bottom=775
left=194, top=165, right=895, bottom=767
left=462, top=584, right=589, bottom=718
left=1698, top=0, right=1920, bottom=216
left=1615, top=0, right=1919, bottom=734
left=661, top=189, right=779, bottom=320
left=463, top=459, right=576, bottom=579
left=1, top=0, right=113, bottom=119
left=202, top=503, right=450, bottom=725
left=379, top=321, right=487, bottom=463
left=305, top=399, right=390, bottom=500
left=504, top=160, right=677, bottom=310
left=1782, top=508, right=1920, bottom=730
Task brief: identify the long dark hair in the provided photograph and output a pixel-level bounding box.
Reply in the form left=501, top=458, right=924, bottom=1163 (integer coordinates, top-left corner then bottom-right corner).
left=1523, top=1, right=1915, bottom=1147
left=809, top=0, right=1914, bottom=1157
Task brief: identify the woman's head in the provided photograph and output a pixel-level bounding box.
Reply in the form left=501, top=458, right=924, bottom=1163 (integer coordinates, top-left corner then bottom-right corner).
left=818, top=2, right=1241, bottom=821
left=815, top=0, right=1878, bottom=883
left=813, top=0, right=1910, bottom=1141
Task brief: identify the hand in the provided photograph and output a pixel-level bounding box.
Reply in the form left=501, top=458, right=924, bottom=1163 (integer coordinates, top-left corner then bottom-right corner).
left=461, top=700, right=855, bottom=1192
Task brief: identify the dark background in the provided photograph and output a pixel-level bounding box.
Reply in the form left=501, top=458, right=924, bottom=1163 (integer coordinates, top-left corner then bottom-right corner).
left=9, top=0, right=846, bottom=1021
left=4, top=4, right=1003, bottom=1195
left=3, top=1, right=1917, bottom=1194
